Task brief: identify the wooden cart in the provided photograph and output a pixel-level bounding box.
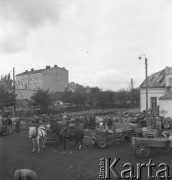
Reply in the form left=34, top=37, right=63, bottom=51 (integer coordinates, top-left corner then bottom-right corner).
left=131, top=136, right=172, bottom=158
left=90, top=129, right=133, bottom=148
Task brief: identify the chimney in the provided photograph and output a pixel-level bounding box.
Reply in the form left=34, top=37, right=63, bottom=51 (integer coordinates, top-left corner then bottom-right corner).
left=46, top=65, right=51, bottom=69
left=31, top=68, right=34, bottom=71
left=25, top=70, right=28, bottom=73
left=54, top=65, right=58, bottom=68
left=165, top=66, right=172, bottom=75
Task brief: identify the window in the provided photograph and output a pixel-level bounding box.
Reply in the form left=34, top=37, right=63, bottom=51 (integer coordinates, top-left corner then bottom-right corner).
left=21, top=79, right=23, bottom=85
left=38, top=77, right=41, bottom=83
left=18, top=80, right=20, bottom=86
left=169, top=78, right=172, bottom=86
left=151, top=97, right=157, bottom=110
left=34, top=77, right=37, bottom=83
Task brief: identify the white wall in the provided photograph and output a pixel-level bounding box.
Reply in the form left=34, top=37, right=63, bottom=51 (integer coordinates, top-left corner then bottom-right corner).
left=140, top=88, right=165, bottom=111
left=159, top=99, right=172, bottom=118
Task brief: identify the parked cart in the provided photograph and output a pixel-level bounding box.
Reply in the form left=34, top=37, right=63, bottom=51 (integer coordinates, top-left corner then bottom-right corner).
left=131, top=136, right=172, bottom=158
left=84, top=129, right=133, bottom=149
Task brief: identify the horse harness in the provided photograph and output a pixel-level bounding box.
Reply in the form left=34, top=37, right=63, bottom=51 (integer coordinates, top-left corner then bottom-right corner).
left=32, top=125, right=46, bottom=139
left=59, top=126, right=67, bottom=135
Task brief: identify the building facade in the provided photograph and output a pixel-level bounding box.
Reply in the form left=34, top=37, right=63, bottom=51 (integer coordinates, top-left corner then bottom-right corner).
left=68, top=82, right=91, bottom=93
left=16, top=65, right=68, bottom=99
left=140, top=66, right=172, bottom=117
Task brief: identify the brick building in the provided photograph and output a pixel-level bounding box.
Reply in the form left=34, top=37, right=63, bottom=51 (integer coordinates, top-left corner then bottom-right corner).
left=16, top=65, right=68, bottom=99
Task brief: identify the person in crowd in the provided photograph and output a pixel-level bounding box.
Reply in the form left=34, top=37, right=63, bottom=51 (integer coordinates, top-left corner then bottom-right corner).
left=14, top=118, right=20, bottom=135
left=62, top=112, right=67, bottom=126
left=7, top=115, right=12, bottom=128
left=107, top=117, right=113, bottom=129
left=13, top=169, right=37, bottom=180
left=97, top=122, right=106, bottom=133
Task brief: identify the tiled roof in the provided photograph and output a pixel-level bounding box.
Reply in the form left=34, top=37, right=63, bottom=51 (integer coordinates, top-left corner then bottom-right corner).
left=159, top=93, right=172, bottom=100
left=140, top=69, right=165, bottom=88
left=16, top=69, right=46, bottom=76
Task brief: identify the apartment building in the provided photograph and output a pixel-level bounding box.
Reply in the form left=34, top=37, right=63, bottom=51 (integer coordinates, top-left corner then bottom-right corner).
left=16, top=65, right=68, bottom=99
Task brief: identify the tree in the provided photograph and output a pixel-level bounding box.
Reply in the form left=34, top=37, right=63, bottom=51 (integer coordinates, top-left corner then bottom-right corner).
left=131, top=88, right=140, bottom=107
left=87, top=87, right=100, bottom=106
left=61, top=91, right=86, bottom=106
left=96, top=91, right=114, bottom=108
left=0, top=74, right=15, bottom=111
left=31, top=88, right=52, bottom=113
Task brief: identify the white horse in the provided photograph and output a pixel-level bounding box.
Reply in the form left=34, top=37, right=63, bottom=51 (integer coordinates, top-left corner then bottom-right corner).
left=29, top=125, right=48, bottom=153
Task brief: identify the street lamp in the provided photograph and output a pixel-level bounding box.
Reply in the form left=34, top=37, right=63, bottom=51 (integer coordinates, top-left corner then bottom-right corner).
left=138, top=54, right=148, bottom=119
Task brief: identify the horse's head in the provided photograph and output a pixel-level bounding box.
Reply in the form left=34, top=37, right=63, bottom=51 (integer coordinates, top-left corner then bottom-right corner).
left=29, top=127, right=36, bottom=138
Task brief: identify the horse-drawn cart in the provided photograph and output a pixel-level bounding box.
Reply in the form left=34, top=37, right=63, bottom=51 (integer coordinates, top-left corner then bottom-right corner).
left=84, top=129, right=133, bottom=149
left=131, top=136, right=172, bottom=158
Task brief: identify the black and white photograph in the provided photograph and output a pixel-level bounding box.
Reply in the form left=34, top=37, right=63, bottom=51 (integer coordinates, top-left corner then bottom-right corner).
left=0, top=0, right=172, bottom=179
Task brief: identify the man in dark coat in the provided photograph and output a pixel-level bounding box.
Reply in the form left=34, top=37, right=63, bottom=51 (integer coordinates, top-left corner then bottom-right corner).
left=15, top=118, right=20, bottom=135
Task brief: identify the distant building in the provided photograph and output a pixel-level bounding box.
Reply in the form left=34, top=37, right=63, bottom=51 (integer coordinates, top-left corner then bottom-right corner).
left=140, top=66, right=172, bottom=117
left=68, top=82, right=76, bottom=92
left=16, top=65, right=68, bottom=99
left=85, top=86, right=91, bottom=93
left=68, top=82, right=91, bottom=93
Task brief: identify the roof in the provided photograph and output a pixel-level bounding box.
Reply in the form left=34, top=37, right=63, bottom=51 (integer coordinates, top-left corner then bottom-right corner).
left=159, top=93, right=172, bottom=100
left=16, top=68, right=46, bottom=76
left=16, top=66, right=68, bottom=77
left=140, top=69, right=165, bottom=88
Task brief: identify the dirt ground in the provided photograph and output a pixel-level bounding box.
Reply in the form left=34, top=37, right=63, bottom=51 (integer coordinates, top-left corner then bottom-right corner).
left=0, top=130, right=172, bottom=180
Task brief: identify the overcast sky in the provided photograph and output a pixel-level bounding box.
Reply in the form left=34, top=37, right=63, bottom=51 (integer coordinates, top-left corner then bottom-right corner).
left=0, top=0, right=172, bottom=91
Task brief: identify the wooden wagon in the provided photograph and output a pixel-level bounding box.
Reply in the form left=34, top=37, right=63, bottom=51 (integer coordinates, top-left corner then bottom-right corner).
left=87, top=129, right=133, bottom=149
left=131, top=136, right=172, bottom=158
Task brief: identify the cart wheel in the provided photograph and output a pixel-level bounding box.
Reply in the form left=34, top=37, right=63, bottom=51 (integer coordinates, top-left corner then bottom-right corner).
left=134, top=143, right=150, bottom=158
left=97, top=138, right=107, bottom=149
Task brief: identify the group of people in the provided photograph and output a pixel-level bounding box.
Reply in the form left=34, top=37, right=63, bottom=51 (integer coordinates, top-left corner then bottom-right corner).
left=37, top=112, right=115, bottom=132
left=0, top=113, right=21, bottom=136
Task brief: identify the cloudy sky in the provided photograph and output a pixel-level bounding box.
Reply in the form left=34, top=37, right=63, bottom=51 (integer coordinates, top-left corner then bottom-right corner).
left=0, top=0, right=172, bottom=91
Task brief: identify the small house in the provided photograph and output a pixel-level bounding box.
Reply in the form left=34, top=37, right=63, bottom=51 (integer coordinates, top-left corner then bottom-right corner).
left=140, top=66, right=172, bottom=117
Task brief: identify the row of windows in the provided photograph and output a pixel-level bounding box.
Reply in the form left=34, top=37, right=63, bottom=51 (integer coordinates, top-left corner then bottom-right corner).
left=30, top=77, right=42, bottom=83
left=18, top=78, right=42, bottom=86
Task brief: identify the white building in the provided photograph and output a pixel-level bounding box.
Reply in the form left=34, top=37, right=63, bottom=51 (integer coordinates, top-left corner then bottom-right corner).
left=140, top=66, right=172, bottom=117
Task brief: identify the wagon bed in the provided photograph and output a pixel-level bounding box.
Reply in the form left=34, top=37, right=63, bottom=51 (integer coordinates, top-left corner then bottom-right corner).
left=88, top=129, right=133, bottom=148
left=132, top=136, right=172, bottom=158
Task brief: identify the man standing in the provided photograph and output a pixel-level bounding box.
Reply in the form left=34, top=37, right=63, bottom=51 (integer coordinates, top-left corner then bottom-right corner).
left=15, top=118, right=20, bottom=135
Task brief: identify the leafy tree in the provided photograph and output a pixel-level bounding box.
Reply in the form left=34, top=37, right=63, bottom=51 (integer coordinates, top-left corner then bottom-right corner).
left=0, top=74, right=15, bottom=111
left=72, top=92, right=86, bottom=106
left=31, top=88, right=52, bottom=113
left=131, top=88, right=140, bottom=107
left=61, top=91, right=86, bottom=106
left=96, top=91, right=114, bottom=108
left=61, top=91, right=73, bottom=104
left=87, top=87, right=100, bottom=105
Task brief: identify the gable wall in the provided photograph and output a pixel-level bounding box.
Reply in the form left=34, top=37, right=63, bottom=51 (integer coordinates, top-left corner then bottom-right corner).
left=140, top=88, right=165, bottom=111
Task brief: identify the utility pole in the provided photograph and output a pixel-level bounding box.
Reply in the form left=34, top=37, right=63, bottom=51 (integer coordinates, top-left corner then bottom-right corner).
left=130, top=78, right=134, bottom=107
left=13, top=67, right=16, bottom=116
left=138, top=54, right=148, bottom=120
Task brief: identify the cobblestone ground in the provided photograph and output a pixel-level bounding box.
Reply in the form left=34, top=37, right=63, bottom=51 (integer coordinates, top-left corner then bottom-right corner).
left=0, top=130, right=172, bottom=180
